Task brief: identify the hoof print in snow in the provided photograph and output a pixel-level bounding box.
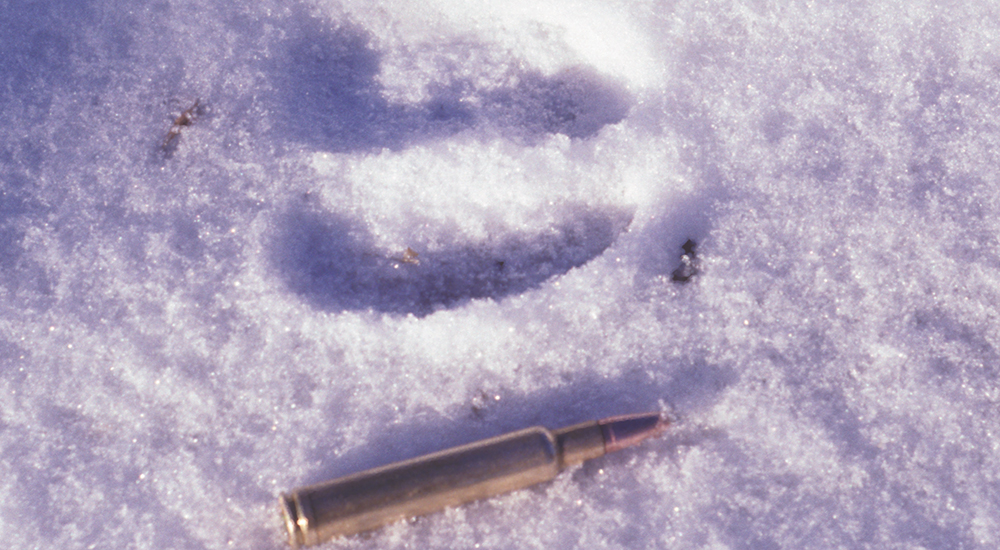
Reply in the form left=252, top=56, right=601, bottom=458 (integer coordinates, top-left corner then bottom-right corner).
left=273, top=208, right=632, bottom=316
left=274, top=17, right=631, bottom=152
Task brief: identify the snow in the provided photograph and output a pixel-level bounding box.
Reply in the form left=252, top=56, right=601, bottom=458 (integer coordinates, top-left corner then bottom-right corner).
left=2, top=0, right=1000, bottom=548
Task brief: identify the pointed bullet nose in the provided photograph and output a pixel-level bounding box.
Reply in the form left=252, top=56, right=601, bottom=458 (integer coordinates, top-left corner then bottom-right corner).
left=598, top=412, right=670, bottom=453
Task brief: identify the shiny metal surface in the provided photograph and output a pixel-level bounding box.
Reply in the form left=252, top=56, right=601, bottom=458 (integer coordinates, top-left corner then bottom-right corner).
left=280, top=412, right=667, bottom=546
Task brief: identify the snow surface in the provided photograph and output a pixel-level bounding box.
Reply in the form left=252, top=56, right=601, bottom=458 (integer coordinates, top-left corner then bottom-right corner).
left=2, top=0, right=1000, bottom=548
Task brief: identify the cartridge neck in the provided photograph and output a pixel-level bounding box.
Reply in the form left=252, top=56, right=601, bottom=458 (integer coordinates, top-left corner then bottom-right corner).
left=553, top=421, right=606, bottom=468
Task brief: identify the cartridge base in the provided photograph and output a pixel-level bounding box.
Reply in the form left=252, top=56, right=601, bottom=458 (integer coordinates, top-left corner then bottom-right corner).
left=280, top=493, right=305, bottom=548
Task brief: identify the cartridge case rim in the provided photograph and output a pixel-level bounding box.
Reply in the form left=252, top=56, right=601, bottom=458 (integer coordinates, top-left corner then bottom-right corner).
left=279, top=493, right=304, bottom=548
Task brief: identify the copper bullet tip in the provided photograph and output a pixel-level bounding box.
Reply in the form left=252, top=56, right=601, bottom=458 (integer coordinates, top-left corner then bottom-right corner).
left=598, top=412, right=670, bottom=453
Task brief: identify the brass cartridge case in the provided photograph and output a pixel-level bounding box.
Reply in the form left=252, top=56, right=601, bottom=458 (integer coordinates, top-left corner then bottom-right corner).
left=280, top=413, right=665, bottom=547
